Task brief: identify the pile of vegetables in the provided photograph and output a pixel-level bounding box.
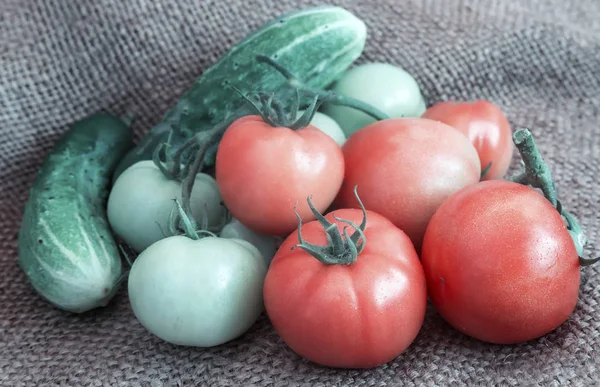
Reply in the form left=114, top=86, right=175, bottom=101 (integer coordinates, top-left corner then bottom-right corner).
left=18, top=5, right=597, bottom=369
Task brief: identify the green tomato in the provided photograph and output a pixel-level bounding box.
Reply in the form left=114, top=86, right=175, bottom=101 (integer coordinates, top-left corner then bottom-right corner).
left=220, top=218, right=277, bottom=265
left=299, top=110, right=346, bottom=146
left=128, top=235, right=267, bottom=347
left=107, top=160, right=223, bottom=252
left=323, top=62, right=426, bottom=136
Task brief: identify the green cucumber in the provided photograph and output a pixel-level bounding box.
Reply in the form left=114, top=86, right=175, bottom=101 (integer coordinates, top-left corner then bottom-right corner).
left=114, top=6, right=367, bottom=178
left=18, top=113, right=133, bottom=313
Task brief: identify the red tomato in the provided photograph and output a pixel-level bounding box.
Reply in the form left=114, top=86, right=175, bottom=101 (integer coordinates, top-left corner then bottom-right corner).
left=216, top=115, right=344, bottom=236
left=421, top=180, right=580, bottom=344
left=336, top=118, right=480, bottom=251
left=264, top=207, right=427, bottom=368
left=421, top=100, right=514, bottom=180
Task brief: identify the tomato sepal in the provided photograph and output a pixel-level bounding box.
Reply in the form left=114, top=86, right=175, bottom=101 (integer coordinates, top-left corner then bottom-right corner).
left=231, top=86, right=328, bottom=131
left=294, top=186, right=367, bottom=265
left=256, top=55, right=390, bottom=123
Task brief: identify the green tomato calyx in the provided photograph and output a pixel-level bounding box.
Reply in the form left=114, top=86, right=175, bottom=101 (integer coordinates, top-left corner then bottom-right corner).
left=232, top=86, right=325, bottom=130
left=171, top=199, right=200, bottom=240
left=168, top=199, right=218, bottom=241
left=255, top=55, right=390, bottom=124
left=294, top=186, right=367, bottom=265
left=509, top=128, right=595, bottom=266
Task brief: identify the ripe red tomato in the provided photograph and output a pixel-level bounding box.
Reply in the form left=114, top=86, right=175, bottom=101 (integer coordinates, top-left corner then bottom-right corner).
left=216, top=115, right=344, bottom=236
left=336, top=118, right=480, bottom=251
left=421, top=180, right=580, bottom=344
left=263, top=207, right=427, bottom=368
left=421, top=100, right=514, bottom=180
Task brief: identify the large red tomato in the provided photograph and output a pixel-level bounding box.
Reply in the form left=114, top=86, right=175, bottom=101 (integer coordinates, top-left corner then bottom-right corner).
left=422, top=100, right=514, bottom=180
left=216, top=115, right=344, bottom=236
left=421, top=180, right=580, bottom=344
left=336, top=118, right=480, bottom=250
left=263, top=205, right=427, bottom=368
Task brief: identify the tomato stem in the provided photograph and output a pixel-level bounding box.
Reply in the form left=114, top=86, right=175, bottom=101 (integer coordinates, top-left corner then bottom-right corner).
left=319, top=92, right=389, bottom=121
left=173, top=199, right=200, bottom=240
left=165, top=109, right=249, bottom=182
left=232, top=86, right=326, bottom=131
left=180, top=116, right=239, bottom=221
left=149, top=119, right=189, bottom=181
left=160, top=113, right=244, bottom=240
left=510, top=128, right=595, bottom=266
left=509, top=129, right=557, bottom=207
left=256, top=55, right=390, bottom=122
left=270, top=96, right=289, bottom=126
left=152, top=142, right=176, bottom=180
left=180, top=137, right=207, bottom=226
left=289, top=95, right=323, bottom=130
left=293, top=186, right=367, bottom=265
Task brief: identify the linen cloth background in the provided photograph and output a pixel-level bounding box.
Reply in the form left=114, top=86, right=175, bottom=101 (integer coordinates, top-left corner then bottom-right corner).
left=1, top=0, right=599, bottom=385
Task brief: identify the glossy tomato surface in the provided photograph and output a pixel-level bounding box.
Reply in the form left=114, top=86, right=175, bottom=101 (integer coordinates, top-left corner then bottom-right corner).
left=422, top=100, right=514, bottom=180
left=421, top=180, right=580, bottom=344
left=264, top=208, right=427, bottom=368
left=336, top=118, right=481, bottom=250
left=216, top=115, right=344, bottom=236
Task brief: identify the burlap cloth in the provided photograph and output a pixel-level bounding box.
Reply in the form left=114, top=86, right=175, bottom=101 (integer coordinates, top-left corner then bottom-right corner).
left=2, top=0, right=599, bottom=385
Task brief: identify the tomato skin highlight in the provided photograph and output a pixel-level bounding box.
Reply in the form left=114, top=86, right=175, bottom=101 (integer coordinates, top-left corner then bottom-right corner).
left=422, top=100, right=514, bottom=180
left=264, top=209, right=427, bottom=368
left=337, top=118, right=481, bottom=250
left=215, top=115, right=345, bottom=236
left=421, top=180, right=580, bottom=344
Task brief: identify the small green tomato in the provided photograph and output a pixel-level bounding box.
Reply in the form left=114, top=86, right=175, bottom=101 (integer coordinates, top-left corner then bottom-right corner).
left=128, top=235, right=267, bottom=347
left=220, top=218, right=278, bottom=266
left=298, top=110, right=346, bottom=146
left=107, top=160, right=223, bottom=252
left=323, top=62, right=426, bottom=136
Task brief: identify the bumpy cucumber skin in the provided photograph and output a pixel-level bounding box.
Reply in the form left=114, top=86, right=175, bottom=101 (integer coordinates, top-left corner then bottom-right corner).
left=18, top=113, right=133, bottom=313
left=113, top=6, right=367, bottom=179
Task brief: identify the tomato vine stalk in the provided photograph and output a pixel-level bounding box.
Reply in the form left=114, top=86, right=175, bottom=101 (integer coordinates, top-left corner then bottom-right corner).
left=255, top=55, right=390, bottom=122
left=509, top=128, right=597, bottom=266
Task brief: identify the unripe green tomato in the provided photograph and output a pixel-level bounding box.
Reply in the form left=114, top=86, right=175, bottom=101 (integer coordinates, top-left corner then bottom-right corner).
left=220, top=218, right=278, bottom=266
left=299, top=110, right=346, bottom=146
left=128, top=236, right=267, bottom=347
left=323, top=63, right=426, bottom=136
left=107, top=160, right=223, bottom=252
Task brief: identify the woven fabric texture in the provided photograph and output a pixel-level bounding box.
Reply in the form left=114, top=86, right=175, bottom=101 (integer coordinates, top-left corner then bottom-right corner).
left=2, top=0, right=599, bottom=385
